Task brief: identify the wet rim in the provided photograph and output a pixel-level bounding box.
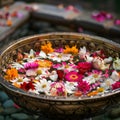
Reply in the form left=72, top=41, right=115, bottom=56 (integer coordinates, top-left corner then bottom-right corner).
left=0, top=32, right=120, bottom=102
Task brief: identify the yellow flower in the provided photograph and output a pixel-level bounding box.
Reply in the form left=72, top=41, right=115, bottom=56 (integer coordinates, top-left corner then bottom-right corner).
left=64, top=45, right=78, bottom=55
left=4, top=68, right=18, bottom=81
left=41, top=41, right=54, bottom=54
left=97, top=87, right=104, bottom=92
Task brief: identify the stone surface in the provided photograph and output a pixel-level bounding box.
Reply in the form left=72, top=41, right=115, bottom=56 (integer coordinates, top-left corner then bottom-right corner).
left=108, top=107, right=120, bottom=118
left=11, top=113, right=30, bottom=120
left=92, top=114, right=105, bottom=120
left=3, top=107, right=22, bottom=115
left=5, top=116, right=13, bottom=120
left=0, top=115, right=4, bottom=120
left=3, top=100, right=14, bottom=108
left=0, top=91, right=9, bottom=102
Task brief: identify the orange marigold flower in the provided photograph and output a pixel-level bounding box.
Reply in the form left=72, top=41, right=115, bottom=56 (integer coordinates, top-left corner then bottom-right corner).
left=38, top=60, right=52, bottom=68
left=4, top=68, right=18, bottom=81
left=64, top=45, right=78, bottom=55
left=87, top=91, right=98, bottom=97
left=41, top=42, right=54, bottom=54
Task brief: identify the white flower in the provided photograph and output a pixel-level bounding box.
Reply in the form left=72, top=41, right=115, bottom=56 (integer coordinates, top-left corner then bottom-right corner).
left=84, top=54, right=93, bottom=62
left=23, top=49, right=37, bottom=62
left=12, top=62, right=24, bottom=69
left=101, top=78, right=114, bottom=90
left=49, top=71, right=58, bottom=81
left=110, top=71, right=120, bottom=81
left=104, top=57, right=113, bottom=63
left=39, top=51, right=47, bottom=58
left=35, top=68, right=50, bottom=80
left=83, top=73, right=101, bottom=84
left=34, top=79, right=51, bottom=95
left=79, top=46, right=87, bottom=59
left=113, top=58, right=120, bottom=70
left=92, top=57, right=110, bottom=70
left=11, top=77, right=30, bottom=85
left=65, top=81, right=77, bottom=94
left=47, top=52, right=71, bottom=62
left=26, top=69, right=37, bottom=76
left=57, top=63, right=78, bottom=72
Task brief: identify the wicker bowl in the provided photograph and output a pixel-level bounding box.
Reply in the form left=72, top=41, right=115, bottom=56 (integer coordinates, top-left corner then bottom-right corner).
left=0, top=33, right=120, bottom=118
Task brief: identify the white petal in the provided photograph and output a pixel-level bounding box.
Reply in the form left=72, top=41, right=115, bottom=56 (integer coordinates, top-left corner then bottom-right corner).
left=39, top=51, right=47, bottom=58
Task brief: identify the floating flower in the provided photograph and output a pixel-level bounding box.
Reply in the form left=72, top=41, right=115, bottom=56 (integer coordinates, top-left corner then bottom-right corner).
left=92, top=50, right=106, bottom=59
left=26, top=69, right=37, bottom=76
left=110, top=71, right=120, bottom=81
left=83, top=70, right=102, bottom=84
left=24, top=62, right=38, bottom=70
left=77, top=81, right=90, bottom=94
left=50, top=82, right=66, bottom=96
left=113, top=58, right=120, bottom=70
left=34, top=79, right=51, bottom=95
left=20, top=81, right=35, bottom=91
left=92, top=57, right=110, bottom=70
left=49, top=71, right=58, bottom=81
left=38, top=60, right=52, bottom=68
left=4, top=68, right=18, bottom=81
left=57, top=70, right=64, bottom=81
left=100, top=78, right=114, bottom=90
left=87, top=91, right=98, bottom=97
left=112, top=81, right=120, bottom=90
left=48, top=52, right=71, bottom=62
left=65, top=71, right=83, bottom=82
left=39, top=51, right=47, bottom=58
left=77, top=62, right=92, bottom=74
left=12, top=62, right=24, bottom=70
left=65, top=81, right=77, bottom=94
left=64, top=45, right=78, bottom=55
left=3, top=41, right=120, bottom=98
left=79, top=46, right=88, bottom=59
left=41, top=41, right=54, bottom=54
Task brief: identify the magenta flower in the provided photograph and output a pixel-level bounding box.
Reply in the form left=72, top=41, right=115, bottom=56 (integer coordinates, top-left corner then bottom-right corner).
left=65, top=71, right=83, bottom=82
left=24, top=62, right=39, bottom=70
left=52, top=63, right=62, bottom=69
left=77, top=62, right=92, bottom=74
left=92, top=11, right=113, bottom=22
left=77, top=81, right=90, bottom=94
left=114, top=19, right=120, bottom=25
left=112, top=81, right=120, bottom=90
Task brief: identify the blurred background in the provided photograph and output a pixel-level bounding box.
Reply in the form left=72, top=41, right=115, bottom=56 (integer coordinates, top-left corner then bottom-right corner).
left=15, top=0, right=120, bottom=13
